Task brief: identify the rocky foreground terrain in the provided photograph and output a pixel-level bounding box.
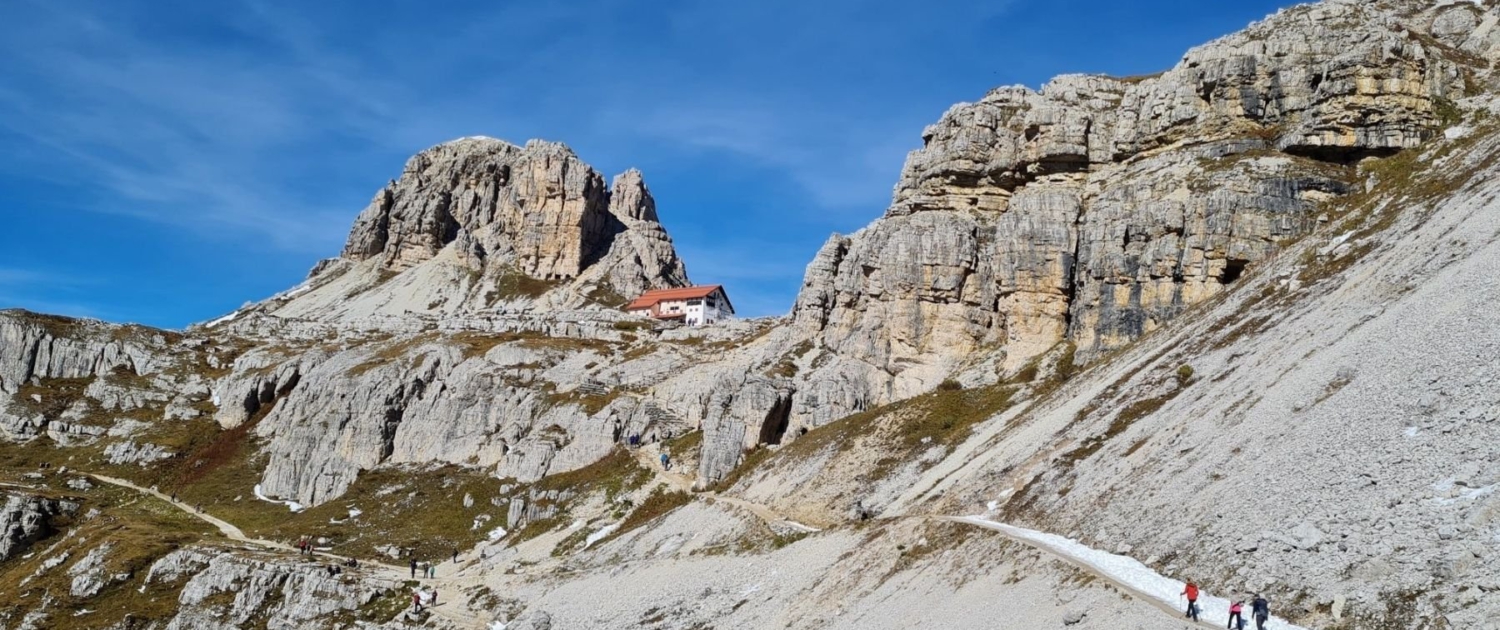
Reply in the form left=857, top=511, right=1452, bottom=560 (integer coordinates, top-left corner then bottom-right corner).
left=2, top=0, right=1500, bottom=628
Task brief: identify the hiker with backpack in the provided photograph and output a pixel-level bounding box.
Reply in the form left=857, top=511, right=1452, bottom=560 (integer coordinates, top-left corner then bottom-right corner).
left=660, top=452, right=671, bottom=471
left=1252, top=594, right=1270, bottom=630
left=1182, top=582, right=1201, bottom=621
left=1228, top=599, right=1244, bottom=629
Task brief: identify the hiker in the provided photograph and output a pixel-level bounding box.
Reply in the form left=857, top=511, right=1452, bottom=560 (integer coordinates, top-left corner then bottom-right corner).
left=1182, top=582, right=1200, bottom=621
left=660, top=452, right=671, bottom=471
left=432, top=587, right=439, bottom=606
left=1252, top=594, right=1270, bottom=630
left=412, top=590, right=422, bottom=612
left=1228, top=599, right=1244, bottom=629
left=451, top=548, right=458, bottom=563
left=409, top=558, right=417, bottom=579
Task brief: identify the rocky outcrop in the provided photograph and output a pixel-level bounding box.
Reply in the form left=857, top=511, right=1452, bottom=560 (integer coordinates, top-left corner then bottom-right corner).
left=685, top=0, right=1480, bottom=483
left=0, top=311, right=170, bottom=396
left=800, top=0, right=1467, bottom=365
left=0, top=492, right=77, bottom=562
left=343, top=138, right=614, bottom=279
left=154, top=547, right=391, bottom=630
left=234, top=138, right=690, bottom=328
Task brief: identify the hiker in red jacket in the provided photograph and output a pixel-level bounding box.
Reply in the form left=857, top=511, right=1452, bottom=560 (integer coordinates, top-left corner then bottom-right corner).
left=1228, top=599, right=1244, bottom=629
left=1182, top=582, right=1201, bottom=621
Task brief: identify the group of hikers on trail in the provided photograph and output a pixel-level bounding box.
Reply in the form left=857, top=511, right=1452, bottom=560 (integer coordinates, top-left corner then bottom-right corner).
left=625, top=431, right=674, bottom=471
left=409, top=558, right=438, bottom=579
left=1182, top=582, right=1271, bottom=630
left=411, top=586, right=439, bottom=612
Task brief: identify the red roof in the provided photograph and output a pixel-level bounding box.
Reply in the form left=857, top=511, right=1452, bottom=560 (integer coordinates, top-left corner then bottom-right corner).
left=625, top=285, right=724, bottom=311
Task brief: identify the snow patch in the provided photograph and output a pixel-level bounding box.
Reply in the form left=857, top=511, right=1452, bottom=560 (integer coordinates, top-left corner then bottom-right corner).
left=204, top=312, right=239, bottom=328
left=956, top=517, right=1311, bottom=630
left=583, top=524, right=621, bottom=549
left=783, top=520, right=822, bottom=534
left=487, top=526, right=508, bottom=542
left=1403, top=426, right=1420, bottom=438
left=253, top=484, right=305, bottom=512
left=1445, top=125, right=1473, bottom=140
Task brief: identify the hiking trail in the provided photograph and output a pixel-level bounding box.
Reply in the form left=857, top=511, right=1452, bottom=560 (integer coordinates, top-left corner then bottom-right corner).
left=945, top=516, right=1308, bottom=630
left=84, top=473, right=488, bottom=628
left=76, top=464, right=1272, bottom=630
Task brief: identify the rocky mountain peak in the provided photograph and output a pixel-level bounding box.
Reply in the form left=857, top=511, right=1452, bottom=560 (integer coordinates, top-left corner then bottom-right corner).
left=341, top=137, right=657, bottom=281
left=226, top=138, right=689, bottom=326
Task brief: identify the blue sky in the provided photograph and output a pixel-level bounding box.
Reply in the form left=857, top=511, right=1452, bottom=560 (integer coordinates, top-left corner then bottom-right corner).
left=0, top=0, right=1300, bottom=328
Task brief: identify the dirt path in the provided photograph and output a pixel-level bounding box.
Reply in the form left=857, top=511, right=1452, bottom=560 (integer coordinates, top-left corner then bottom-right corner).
left=87, top=473, right=268, bottom=545
left=942, top=516, right=1227, bottom=630
left=85, top=472, right=490, bottom=628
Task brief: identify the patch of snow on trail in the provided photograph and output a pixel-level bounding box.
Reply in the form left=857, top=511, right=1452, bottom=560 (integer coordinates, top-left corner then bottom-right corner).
left=252, top=484, right=304, bottom=512
left=487, top=526, right=508, bottom=541
left=957, top=517, right=1311, bottom=630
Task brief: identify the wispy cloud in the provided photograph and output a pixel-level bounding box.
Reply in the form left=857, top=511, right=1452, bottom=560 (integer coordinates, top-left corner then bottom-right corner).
left=0, top=267, right=104, bottom=320
left=0, top=1, right=376, bottom=254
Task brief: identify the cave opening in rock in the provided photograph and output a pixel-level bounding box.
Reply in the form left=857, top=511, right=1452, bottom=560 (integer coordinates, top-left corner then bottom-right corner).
left=758, top=395, right=793, bottom=446
left=1221, top=259, right=1249, bottom=284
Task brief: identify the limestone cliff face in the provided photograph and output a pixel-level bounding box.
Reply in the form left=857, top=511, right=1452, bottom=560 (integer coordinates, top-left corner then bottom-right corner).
left=793, top=0, right=1467, bottom=373
left=682, top=0, right=1482, bottom=484
left=343, top=138, right=617, bottom=280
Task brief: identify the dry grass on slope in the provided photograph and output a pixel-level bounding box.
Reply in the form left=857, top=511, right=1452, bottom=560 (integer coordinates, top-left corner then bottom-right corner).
left=0, top=470, right=216, bottom=630
left=720, top=381, right=1021, bottom=493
